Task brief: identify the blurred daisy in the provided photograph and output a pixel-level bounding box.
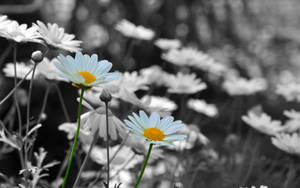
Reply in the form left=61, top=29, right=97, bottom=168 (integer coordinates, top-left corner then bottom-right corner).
left=164, top=72, right=207, bottom=94
left=81, top=106, right=127, bottom=141
left=242, top=110, right=283, bottom=135
left=174, top=124, right=209, bottom=150
left=223, top=76, right=267, bottom=95
left=154, top=38, right=181, bottom=50
left=139, top=65, right=167, bottom=86
left=187, top=99, right=218, bottom=117
left=87, top=145, right=142, bottom=168
left=281, top=109, right=300, bottom=133
left=162, top=47, right=226, bottom=76
left=36, top=58, right=68, bottom=81
left=54, top=52, right=120, bottom=89
left=115, top=19, right=155, bottom=40
left=92, top=71, right=149, bottom=109
left=0, top=20, right=41, bottom=43
left=110, top=71, right=149, bottom=93
left=124, top=110, right=186, bottom=147
left=141, top=95, right=177, bottom=112
left=276, top=82, right=300, bottom=102
left=3, top=62, right=34, bottom=80
left=162, top=47, right=200, bottom=66
left=271, top=133, right=300, bottom=156
left=34, top=21, right=82, bottom=52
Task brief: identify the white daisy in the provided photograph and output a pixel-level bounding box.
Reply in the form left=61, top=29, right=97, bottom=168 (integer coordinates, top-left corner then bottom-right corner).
left=163, top=72, right=207, bottom=94
left=124, top=110, right=186, bottom=147
left=187, top=99, right=218, bottom=117
left=0, top=20, right=41, bottom=43
left=3, top=62, right=34, bottom=80
left=276, top=82, right=300, bottom=102
left=139, top=65, right=167, bottom=86
left=223, top=76, right=267, bottom=96
left=34, top=21, right=82, bottom=52
left=271, top=133, right=300, bottom=156
left=161, top=47, right=226, bottom=76
left=154, top=38, right=181, bottom=50
left=242, top=110, right=283, bottom=135
left=115, top=19, right=155, bottom=40
left=80, top=106, right=127, bottom=141
left=54, top=52, right=120, bottom=89
left=141, top=95, right=177, bottom=114
left=36, top=57, right=68, bottom=81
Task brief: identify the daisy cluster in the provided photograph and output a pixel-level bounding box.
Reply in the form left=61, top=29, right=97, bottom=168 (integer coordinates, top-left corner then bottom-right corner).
left=0, top=10, right=290, bottom=188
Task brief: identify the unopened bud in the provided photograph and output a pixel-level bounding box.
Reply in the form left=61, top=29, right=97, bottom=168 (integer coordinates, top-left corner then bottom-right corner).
left=100, top=89, right=112, bottom=103
left=31, top=51, right=44, bottom=63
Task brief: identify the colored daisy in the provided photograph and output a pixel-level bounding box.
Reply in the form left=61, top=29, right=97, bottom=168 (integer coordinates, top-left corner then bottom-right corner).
left=54, top=52, right=120, bottom=89
left=124, top=110, right=186, bottom=147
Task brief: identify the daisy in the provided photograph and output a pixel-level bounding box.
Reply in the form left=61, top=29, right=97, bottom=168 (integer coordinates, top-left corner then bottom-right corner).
left=0, top=20, right=41, bottom=43
left=54, top=52, right=120, bottom=89
left=163, top=72, right=207, bottom=94
left=34, top=21, right=82, bottom=52
left=271, top=133, right=300, bottom=156
left=124, top=110, right=186, bottom=147
left=187, top=99, right=218, bottom=117
left=280, top=109, right=300, bottom=133
left=139, top=65, right=167, bottom=86
left=3, top=62, right=34, bottom=80
left=162, top=47, right=228, bottom=77
left=36, top=57, right=68, bottom=81
left=223, top=76, right=267, bottom=96
left=276, top=82, right=300, bottom=102
left=115, top=19, right=155, bottom=40
left=242, top=110, right=283, bottom=135
left=141, top=95, right=177, bottom=112
left=154, top=38, right=181, bottom=50
left=80, top=106, right=127, bottom=141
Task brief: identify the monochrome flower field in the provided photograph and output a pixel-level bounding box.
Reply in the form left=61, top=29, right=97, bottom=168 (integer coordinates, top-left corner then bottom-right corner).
left=0, top=1, right=300, bottom=188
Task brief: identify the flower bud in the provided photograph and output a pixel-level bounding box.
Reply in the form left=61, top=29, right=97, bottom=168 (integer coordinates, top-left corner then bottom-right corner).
left=100, top=89, right=112, bottom=103
left=31, top=50, right=44, bottom=63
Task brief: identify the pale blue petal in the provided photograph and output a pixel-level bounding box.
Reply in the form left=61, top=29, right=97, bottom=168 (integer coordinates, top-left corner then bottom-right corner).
left=149, top=112, right=160, bottom=127
left=157, top=116, right=174, bottom=131
left=164, top=134, right=186, bottom=141
left=124, top=120, right=143, bottom=134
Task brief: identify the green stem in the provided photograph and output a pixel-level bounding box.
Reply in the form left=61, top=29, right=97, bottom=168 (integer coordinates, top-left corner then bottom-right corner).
left=61, top=88, right=85, bottom=188
left=134, top=143, right=153, bottom=188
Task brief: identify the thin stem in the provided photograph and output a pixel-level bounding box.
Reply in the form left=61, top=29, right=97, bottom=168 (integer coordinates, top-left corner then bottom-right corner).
left=37, top=84, right=51, bottom=124
left=12, top=43, right=22, bottom=137
left=73, top=128, right=99, bottom=188
left=54, top=84, right=71, bottom=122
left=61, top=89, right=85, bottom=188
left=0, top=67, right=34, bottom=106
left=105, top=102, right=110, bottom=187
left=134, top=143, right=153, bottom=188
left=25, top=62, right=37, bottom=135
left=24, top=61, right=37, bottom=168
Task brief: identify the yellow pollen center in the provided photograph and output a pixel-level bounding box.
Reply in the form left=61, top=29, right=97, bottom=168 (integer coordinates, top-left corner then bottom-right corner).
left=144, top=128, right=165, bottom=141
left=78, top=71, right=96, bottom=84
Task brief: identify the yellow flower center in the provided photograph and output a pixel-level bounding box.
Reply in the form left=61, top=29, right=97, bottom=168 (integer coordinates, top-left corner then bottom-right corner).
left=144, top=128, right=165, bottom=141
left=78, top=71, right=96, bottom=84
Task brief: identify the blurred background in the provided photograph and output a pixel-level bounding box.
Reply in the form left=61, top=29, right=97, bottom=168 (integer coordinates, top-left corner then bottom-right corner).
left=1, top=0, right=300, bottom=188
